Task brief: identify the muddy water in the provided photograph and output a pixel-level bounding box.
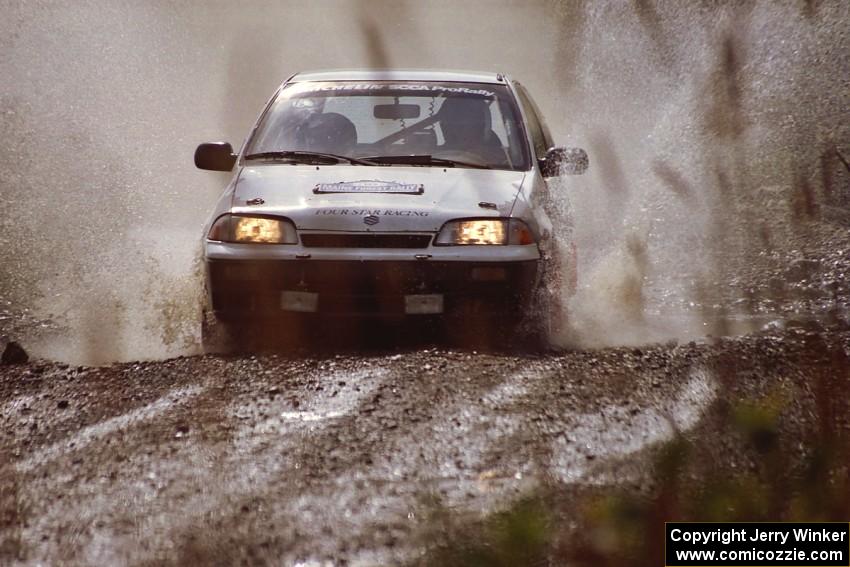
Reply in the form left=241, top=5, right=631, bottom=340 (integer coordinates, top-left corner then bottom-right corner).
left=0, top=1, right=848, bottom=364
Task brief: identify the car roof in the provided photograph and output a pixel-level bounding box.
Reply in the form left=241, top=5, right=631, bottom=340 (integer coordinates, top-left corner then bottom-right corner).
left=289, top=68, right=506, bottom=84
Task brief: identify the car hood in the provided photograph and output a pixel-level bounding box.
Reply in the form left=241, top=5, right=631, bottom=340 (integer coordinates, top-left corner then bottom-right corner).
left=230, top=165, right=526, bottom=232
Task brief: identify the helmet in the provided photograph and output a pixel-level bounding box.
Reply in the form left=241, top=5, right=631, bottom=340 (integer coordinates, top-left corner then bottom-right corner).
left=438, top=97, right=492, bottom=145
left=300, top=112, right=357, bottom=152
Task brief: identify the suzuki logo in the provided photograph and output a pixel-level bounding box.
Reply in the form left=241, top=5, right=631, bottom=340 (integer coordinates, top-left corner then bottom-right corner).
left=363, top=215, right=380, bottom=226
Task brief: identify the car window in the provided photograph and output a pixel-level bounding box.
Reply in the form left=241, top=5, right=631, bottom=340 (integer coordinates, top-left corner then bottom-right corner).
left=246, top=81, right=531, bottom=171
left=514, top=82, right=554, bottom=160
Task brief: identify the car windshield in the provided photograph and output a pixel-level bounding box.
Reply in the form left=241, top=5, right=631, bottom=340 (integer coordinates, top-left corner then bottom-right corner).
left=245, top=81, right=530, bottom=171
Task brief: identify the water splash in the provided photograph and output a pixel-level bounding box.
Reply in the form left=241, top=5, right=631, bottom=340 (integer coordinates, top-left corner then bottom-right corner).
left=1, top=1, right=846, bottom=362
left=551, top=0, right=849, bottom=347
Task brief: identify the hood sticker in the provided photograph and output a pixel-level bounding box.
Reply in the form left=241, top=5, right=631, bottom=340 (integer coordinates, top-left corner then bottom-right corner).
left=314, top=180, right=424, bottom=195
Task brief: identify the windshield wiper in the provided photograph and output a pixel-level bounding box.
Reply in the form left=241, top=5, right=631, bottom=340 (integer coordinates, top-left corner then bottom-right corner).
left=358, top=154, right=492, bottom=169
left=243, top=150, right=375, bottom=166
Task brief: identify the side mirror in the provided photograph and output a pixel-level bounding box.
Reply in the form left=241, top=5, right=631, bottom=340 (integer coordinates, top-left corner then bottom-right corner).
left=194, top=142, right=237, bottom=171
left=540, top=146, right=589, bottom=177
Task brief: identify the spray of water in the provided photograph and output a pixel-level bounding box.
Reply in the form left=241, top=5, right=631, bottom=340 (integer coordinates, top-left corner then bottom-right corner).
left=550, top=1, right=849, bottom=347
left=0, top=1, right=847, bottom=363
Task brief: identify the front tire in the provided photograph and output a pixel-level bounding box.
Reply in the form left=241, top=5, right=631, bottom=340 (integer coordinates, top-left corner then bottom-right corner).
left=523, top=256, right=569, bottom=349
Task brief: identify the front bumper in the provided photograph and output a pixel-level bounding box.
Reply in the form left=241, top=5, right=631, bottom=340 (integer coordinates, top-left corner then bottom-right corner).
left=206, top=259, right=538, bottom=318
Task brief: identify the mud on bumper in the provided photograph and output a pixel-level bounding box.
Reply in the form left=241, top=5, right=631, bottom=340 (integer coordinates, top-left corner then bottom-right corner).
left=206, top=259, right=538, bottom=318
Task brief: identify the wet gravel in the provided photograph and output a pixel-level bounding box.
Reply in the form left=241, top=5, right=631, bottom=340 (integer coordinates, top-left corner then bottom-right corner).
left=2, top=322, right=849, bottom=565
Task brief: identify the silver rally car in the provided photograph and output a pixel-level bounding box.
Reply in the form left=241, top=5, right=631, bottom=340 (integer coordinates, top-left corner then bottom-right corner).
left=195, top=69, right=587, bottom=347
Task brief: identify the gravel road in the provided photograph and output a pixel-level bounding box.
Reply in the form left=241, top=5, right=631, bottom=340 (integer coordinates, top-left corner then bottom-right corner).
left=2, top=320, right=848, bottom=565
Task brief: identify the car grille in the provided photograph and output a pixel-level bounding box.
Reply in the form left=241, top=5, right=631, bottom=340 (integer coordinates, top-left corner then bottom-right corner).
left=300, top=233, right=432, bottom=249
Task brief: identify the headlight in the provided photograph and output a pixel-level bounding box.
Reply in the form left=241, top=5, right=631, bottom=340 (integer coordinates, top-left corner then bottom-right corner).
left=434, top=218, right=535, bottom=246
left=207, top=214, right=298, bottom=244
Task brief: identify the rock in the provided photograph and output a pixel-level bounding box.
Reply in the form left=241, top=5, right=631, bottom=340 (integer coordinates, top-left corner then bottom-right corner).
left=57, top=400, right=69, bottom=410
left=1, top=341, right=28, bottom=364
left=761, top=319, right=786, bottom=332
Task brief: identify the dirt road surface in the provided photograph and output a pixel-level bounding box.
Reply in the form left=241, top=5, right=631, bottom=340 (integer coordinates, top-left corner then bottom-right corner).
left=2, top=322, right=848, bottom=565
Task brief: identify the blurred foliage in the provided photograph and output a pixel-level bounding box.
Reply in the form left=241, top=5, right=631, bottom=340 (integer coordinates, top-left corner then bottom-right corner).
left=415, top=338, right=849, bottom=566
left=415, top=496, right=552, bottom=567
